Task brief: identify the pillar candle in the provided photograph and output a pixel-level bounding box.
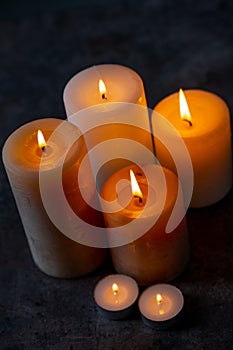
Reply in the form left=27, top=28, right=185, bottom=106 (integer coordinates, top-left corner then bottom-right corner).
left=100, top=164, right=189, bottom=286
left=2, top=118, right=106, bottom=278
left=63, top=64, right=147, bottom=115
left=153, top=89, right=232, bottom=207
left=63, top=64, right=154, bottom=190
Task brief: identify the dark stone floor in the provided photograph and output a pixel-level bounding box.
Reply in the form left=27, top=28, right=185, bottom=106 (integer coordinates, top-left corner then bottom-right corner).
left=0, top=1, right=233, bottom=349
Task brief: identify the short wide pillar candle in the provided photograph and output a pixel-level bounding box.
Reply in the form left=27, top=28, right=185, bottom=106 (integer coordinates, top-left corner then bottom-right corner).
left=153, top=89, right=232, bottom=207
left=2, top=118, right=106, bottom=278
left=100, top=164, right=189, bottom=286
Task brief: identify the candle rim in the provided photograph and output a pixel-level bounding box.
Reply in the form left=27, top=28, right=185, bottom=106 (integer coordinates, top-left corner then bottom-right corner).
left=138, top=283, right=184, bottom=322
left=63, top=64, right=144, bottom=113
left=2, top=118, right=85, bottom=174
left=153, top=89, right=230, bottom=140
left=94, top=274, right=139, bottom=312
left=101, top=164, right=179, bottom=219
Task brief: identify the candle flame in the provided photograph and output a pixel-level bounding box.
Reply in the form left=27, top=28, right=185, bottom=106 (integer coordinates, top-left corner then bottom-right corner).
left=112, top=283, right=118, bottom=295
left=156, top=293, right=162, bottom=304
left=37, top=130, right=46, bottom=150
left=99, top=79, right=107, bottom=99
left=130, top=170, right=143, bottom=202
left=179, top=88, right=192, bottom=126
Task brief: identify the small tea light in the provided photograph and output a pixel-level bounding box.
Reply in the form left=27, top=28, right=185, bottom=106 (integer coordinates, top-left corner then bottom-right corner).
left=94, top=274, right=139, bottom=320
left=138, top=284, right=184, bottom=330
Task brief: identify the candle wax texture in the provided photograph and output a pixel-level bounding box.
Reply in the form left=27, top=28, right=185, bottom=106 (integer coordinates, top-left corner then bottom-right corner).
left=64, top=64, right=153, bottom=190
left=101, top=164, right=189, bottom=286
left=94, top=274, right=139, bottom=312
left=63, top=64, right=147, bottom=115
left=138, top=284, right=184, bottom=321
left=153, top=90, right=232, bottom=207
left=2, top=118, right=106, bottom=278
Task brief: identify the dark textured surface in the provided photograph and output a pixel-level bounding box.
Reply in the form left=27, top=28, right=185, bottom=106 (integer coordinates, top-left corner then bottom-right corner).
left=1, top=1, right=233, bottom=349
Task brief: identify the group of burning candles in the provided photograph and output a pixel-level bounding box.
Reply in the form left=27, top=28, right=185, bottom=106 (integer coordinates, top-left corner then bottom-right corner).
left=2, top=64, right=232, bottom=329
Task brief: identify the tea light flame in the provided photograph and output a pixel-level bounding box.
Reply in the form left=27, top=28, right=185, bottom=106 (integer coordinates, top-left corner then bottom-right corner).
left=156, top=293, right=162, bottom=304
left=37, top=130, right=46, bottom=151
left=179, top=88, right=192, bottom=126
left=112, top=283, right=119, bottom=295
left=99, top=79, right=107, bottom=100
left=130, top=169, right=143, bottom=203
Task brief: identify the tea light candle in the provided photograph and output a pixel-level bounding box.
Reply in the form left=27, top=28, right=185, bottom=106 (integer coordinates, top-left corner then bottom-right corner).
left=101, top=164, right=189, bottom=286
left=153, top=89, right=232, bottom=207
left=2, top=118, right=106, bottom=277
left=138, top=284, right=184, bottom=330
left=94, top=274, right=139, bottom=320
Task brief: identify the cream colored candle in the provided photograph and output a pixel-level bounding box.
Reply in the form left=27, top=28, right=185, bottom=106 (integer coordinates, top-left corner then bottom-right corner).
left=2, top=118, right=106, bottom=278
left=153, top=89, right=232, bottom=207
left=100, top=164, right=189, bottom=286
left=63, top=64, right=146, bottom=115
left=94, top=274, right=139, bottom=320
left=138, top=284, right=184, bottom=329
left=64, top=65, right=154, bottom=190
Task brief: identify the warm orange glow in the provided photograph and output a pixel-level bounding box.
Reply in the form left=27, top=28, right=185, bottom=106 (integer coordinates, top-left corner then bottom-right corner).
left=112, top=283, right=119, bottom=295
left=156, top=293, right=162, bottom=304
left=37, top=130, right=46, bottom=150
left=179, top=88, right=192, bottom=126
left=130, top=170, right=143, bottom=202
left=99, top=79, right=107, bottom=99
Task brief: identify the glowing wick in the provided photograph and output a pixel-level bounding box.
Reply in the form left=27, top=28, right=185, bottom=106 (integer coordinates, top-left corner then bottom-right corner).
left=130, top=169, right=143, bottom=204
left=179, top=88, right=192, bottom=126
left=99, top=79, right=107, bottom=100
left=112, top=283, right=119, bottom=296
left=37, top=130, right=46, bottom=152
left=156, top=293, right=162, bottom=305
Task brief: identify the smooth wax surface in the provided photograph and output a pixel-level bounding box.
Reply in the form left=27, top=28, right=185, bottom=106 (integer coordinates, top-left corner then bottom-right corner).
left=101, top=164, right=189, bottom=285
left=153, top=90, right=232, bottom=207
left=138, top=284, right=184, bottom=322
left=63, top=64, right=146, bottom=115
left=138, top=283, right=184, bottom=329
left=64, top=65, right=153, bottom=190
left=94, top=274, right=139, bottom=312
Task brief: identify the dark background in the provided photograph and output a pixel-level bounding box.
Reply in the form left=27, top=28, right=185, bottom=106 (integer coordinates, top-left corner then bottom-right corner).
left=1, top=0, right=233, bottom=349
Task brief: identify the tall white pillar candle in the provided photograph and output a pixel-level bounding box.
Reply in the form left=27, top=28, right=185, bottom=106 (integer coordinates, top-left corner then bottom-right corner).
left=2, top=118, right=106, bottom=277
left=64, top=65, right=154, bottom=190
